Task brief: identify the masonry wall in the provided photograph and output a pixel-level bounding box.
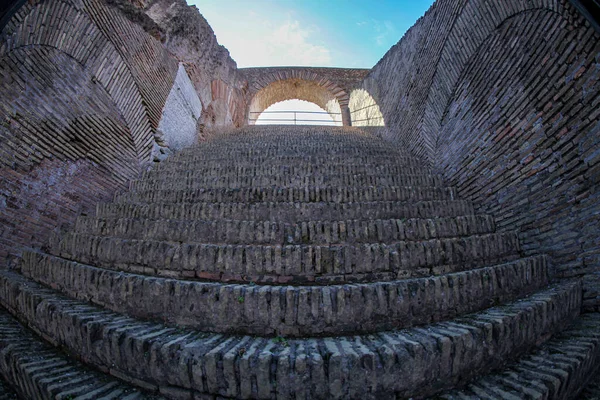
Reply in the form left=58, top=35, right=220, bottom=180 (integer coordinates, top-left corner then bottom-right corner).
left=157, top=64, right=203, bottom=151
left=0, top=0, right=180, bottom=262
left=141, top=0, right=248, bottom=132
left=364, top=0, right=600, bottom=308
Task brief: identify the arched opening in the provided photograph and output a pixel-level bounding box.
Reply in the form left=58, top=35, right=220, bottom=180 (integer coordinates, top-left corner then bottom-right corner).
left=255, top=100, right=342, bottom=126
left=248, top=78, right=347, bottom=125
left=349, top=89, right=385, bottom=126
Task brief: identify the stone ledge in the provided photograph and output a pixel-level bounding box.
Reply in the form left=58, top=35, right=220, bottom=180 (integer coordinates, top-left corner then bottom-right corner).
left=147, top=163, right=430, bottom=177
left=96, top=200, right=476, bottom=222
left=116, top=186, right=457, bottom=204
left=73, top=214, right=495, bottom=245
left=0, top=271, right=582, bottom=399
left=130, top=173, right=444, bottom=191
left=0, top=307, right=160, bottom=399
left=53, top=232, right=520, bottom=283
left=22, top=252, right=549, bottom=337
left=158, top=154, right=425, bottom=168
left=439, top=312, right=600, bottom=399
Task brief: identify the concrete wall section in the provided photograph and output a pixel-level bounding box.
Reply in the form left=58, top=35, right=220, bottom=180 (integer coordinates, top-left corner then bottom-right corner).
left=157, top=64, right=203, bottom=151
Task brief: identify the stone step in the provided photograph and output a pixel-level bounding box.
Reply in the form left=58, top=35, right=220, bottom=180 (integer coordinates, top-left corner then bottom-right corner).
left=0, top=270, right=582, bottom=399
left=116, top=186, right=457, bottom=205
left=158, top=154, right=425, bottom=168
left=22, top=251, right=550, bottom=337
left=0, top=379, right=17, bottom=400
left=146, top=163, right=431, bottom=178
left=181, top=133, right=398, bottom=147
left=183, top=144, right=408, bottom=156
left=438, top=312, right=600, bottom=400
left=53, top=231, right=520, bottom=284
left=170, top=148, right=416, bottom=162
left=0, top=307, right=160, bottom=399
left=131, top=173, right=444, bottom=191
left=96, top=200, right=476, bottom=222
left=183, top=132, right=393, bottom=148
left=73, top=214, right=496, bottom=245
left=178, top=139, right=411, bottom=151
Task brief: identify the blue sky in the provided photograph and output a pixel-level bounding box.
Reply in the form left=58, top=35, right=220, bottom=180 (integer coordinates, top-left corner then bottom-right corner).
left=191, top=0, right=435, bottom=69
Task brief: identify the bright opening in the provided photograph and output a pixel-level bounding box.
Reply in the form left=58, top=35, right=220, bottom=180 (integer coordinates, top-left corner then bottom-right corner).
left=255, top=100, right=342, bottom=126
left=349, top=89, right=385, bottom=126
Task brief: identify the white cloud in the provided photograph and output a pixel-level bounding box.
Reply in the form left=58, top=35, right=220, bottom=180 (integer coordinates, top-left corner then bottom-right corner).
left=261, top=20, right=332, bottom=66
left=200, top=8, right=332, bottom=67
left=361, top=19, right=397, bottom=47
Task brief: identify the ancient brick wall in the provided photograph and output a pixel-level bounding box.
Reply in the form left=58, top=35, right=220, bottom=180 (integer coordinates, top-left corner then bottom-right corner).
left=141, top=0, right=248, bottom=131
left=0, top=0, right=179, bottom=262
left=364, top=0, right=600, bottom=308
left=240, top=67, right=369, bottom=126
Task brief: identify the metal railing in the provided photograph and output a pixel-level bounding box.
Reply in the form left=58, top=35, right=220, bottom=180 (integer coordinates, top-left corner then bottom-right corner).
left=249, top=110, right=341, bottom=125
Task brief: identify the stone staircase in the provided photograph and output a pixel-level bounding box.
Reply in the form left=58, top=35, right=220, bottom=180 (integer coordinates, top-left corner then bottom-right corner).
left=0, top=125, right=599, bottom=399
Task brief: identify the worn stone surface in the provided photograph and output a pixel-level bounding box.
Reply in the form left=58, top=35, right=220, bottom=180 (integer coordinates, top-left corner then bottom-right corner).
left=0, top=269, right=583, bottom=399
left=21, top=251, right=549, bottom=337
left=440, top=312, right=600, bottom=400
left=0, top=307, right=161, bottom=399
left=0, top=125, right=585, bottom=398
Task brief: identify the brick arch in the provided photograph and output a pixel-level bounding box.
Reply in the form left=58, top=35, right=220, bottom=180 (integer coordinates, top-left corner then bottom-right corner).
left=415, top=0, right=570, bottom=161
left=246, top=71, right=352, bottom=125
left=1, top=0, right=154, bottom=163
left=248, top=78, right=345, bottom=125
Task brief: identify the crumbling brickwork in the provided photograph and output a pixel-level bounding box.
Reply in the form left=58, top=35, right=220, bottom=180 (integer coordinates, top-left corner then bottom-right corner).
left=0, top=0, right=179, bottom=261
left=363, top=0, right=600, bottom=308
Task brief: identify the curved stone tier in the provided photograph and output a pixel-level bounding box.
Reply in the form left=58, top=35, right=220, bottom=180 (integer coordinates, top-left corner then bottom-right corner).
left=22, top=252, right=548, bottom=336
left=145, top=162, right=430, bottom=177
left=439, top=313, right=600, bottom=399
left=1, top=126, right=594, bottom=399
left=0, top=308, right=157, bottom=399
left=53, top=231, right=519, bottom=284
left=73, top=215, right=495, bottom=245
left=96, top=199, right=475, bottom=222
left=115, top=185, right=457, bottom=204
left=131, top=172, right=444, bottom=190
left=0, top=271, right=582, bottom=399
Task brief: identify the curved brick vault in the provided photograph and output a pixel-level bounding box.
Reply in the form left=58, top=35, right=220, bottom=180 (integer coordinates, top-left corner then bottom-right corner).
left=239, top=67, right=370, bottom=126
left=1, top=0, right=600, bottom=398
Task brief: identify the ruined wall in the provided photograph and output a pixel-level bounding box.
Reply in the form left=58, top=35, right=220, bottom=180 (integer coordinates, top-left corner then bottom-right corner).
left=0, top=0, right=179, bottom=262
left=240, top=67, right=369, bottom=126
left=141, top=0, right=248, bottom=133
left=364, top=0, right=600, bottom=308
